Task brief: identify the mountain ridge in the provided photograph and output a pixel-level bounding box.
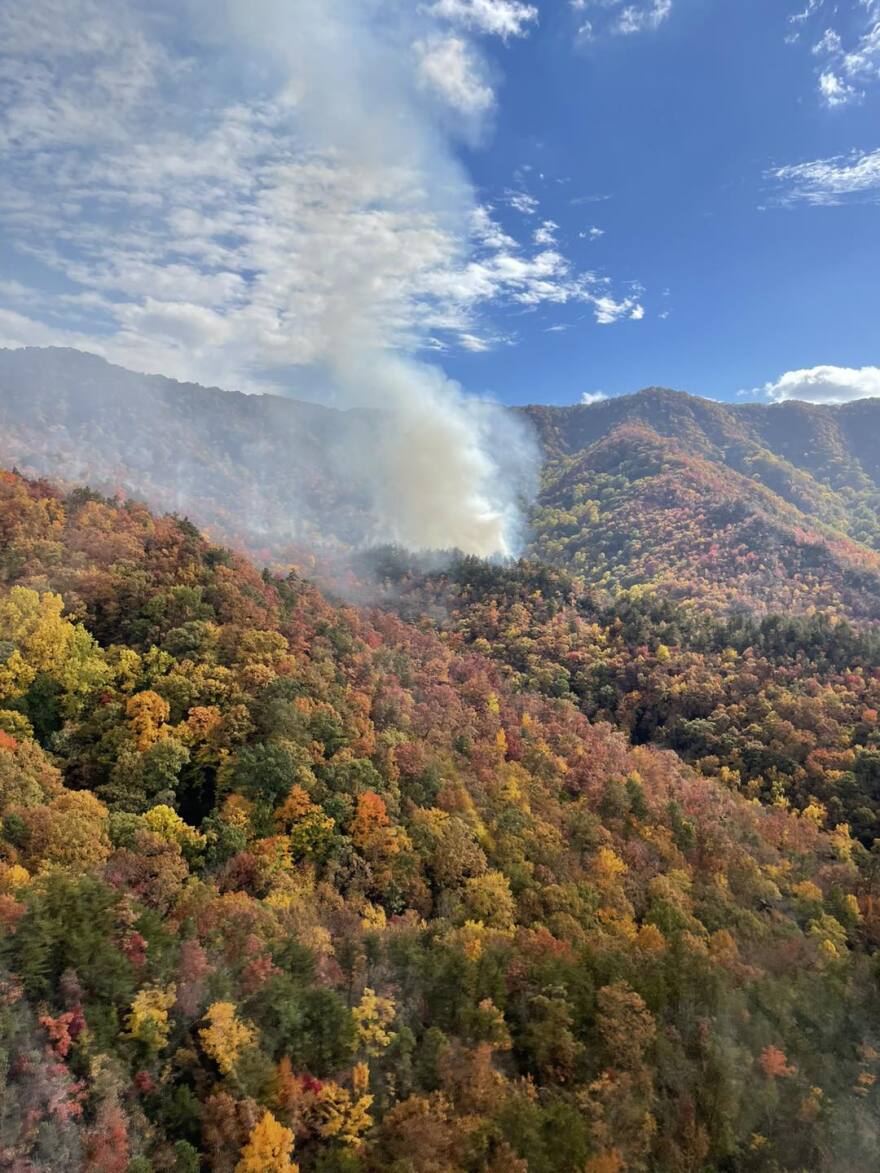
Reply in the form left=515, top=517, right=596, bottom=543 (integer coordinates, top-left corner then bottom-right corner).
left=3, top=347, right=880, bottom=620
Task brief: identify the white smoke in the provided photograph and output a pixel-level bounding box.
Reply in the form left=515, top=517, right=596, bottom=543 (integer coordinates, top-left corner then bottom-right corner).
left=0, top=0, right=550, bottom=556
left=210, top=0, right=538, bottom=555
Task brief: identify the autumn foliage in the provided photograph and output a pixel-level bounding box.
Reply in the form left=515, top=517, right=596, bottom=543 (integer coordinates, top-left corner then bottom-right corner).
left=0, top=468, right=879, bottom=1171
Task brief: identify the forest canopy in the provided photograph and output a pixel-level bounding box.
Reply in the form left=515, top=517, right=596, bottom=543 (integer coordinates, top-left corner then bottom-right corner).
left=1, top=468, right=879, bottom=1171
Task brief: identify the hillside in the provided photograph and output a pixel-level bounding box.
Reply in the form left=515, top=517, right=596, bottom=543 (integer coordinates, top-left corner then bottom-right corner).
left=525, top=389, right=880, bottom=592
left=528, top=419, right=880, bottom=619
left=524, top=388, right=880, bottom=530
left=359, top=550, right=880, bottom=843
left=1, top=467, right=880, bottom=1171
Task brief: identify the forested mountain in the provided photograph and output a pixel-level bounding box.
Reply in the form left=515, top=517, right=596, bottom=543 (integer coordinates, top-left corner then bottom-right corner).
left=524, top=388, right=880, bottom=617
left=3, top=349, right=880, bottom=621
left=528, top=418, right=880, bottom=619
left=2, top=467, right=880, bottom=1172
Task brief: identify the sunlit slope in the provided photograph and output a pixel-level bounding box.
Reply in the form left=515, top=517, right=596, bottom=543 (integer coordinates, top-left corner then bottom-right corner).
left=525, top=390, right=880, bottom=617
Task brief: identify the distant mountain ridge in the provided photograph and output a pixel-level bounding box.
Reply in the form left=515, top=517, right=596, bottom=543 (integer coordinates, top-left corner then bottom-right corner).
left=527, top=417, right=880, bottom=620
left=524, top=389, right=880, bottom=619
left=2, top=347, right=880, bottom=619
left=524, top=387, right=880, bottom=539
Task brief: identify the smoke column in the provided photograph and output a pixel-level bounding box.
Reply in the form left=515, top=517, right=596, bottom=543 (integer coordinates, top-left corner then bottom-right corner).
left=212, top=0, right=538, bottom=556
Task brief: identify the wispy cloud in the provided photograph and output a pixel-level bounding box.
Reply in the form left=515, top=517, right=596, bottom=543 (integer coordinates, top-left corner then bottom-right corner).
left=768, top=147, right=880, bottom=204
left=0, top=0, right=646, bottom=555
left=505, top=190, right=540, bottom=215
left=788, top=0, right=880, bottom=106
left=0, top=0, right=644, bottom=386
left=616, top=0, right=673, bottom=35
left=572, top=0, right=673, bottom=39
left=818, top=69, right=860, bottom=105
left=533, top=220, right=559, bottom=246
left=426, top=0, right=538, bottom=39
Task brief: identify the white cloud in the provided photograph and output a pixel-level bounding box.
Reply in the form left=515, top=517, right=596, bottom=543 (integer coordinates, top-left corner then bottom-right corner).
left=768, top=147, right=880, bottom=204
left=533, top=219, right=559, bottom=245
left=592, top=294, right=644, bottom=324
left=458, top=331, right=492, bottom=350
left=616, top=0, right=672, bottom=35
left=0, top=0, right=180, bottom=153
left=762, top=365, right=880, bottom=403
left=570, top=192, right=611, bottom=205
left=415, top=35, right=494, bottom=114
left=571, top=0, right=672, bottom=38
left=842, top=17, right=880, bottom=78
left=818, top=69, right=860, bottom=106
left=581, top=390, right=608, bottom=404
left=0, top=2, right=640, bottom=382
left=471, top=203, right=516, bottom=249
left=795, top=1, right=880, bottom=105
left=813, top=28, right=843, bottom=55
left=789, top=0, right=822, bottom=26
left=505, top=190, right=540, bottom=215
left=579, top=225, right=605, bottom=239
left=426, top=0, right=538, bottom=39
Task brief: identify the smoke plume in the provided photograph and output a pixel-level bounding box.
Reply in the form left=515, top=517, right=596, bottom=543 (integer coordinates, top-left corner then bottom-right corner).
left=0, top=0, right=545, bottom=556
left=211, top=0, right=538, bottom=556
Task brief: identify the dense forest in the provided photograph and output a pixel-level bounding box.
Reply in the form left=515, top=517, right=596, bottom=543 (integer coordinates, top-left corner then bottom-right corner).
left=362, top=551, right=880, bottom=841
left=2, top=468, right=880, bottom=1172
left=528, top=421, right=880, bottom=619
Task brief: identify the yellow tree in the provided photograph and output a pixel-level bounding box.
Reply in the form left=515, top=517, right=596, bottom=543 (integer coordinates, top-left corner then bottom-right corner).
left=0, top=587, right=72, bottom=686
left=235, top=1110, right=298, bottom=1173
left=315, top=1081, right=374, bottom=1146
left=0, top=587, right=107, bottom=709
left=200, top=1002, right=257, bottom=1076
left=352, top=987, right=396, bottom=1056
left=126, top=691, right=171, bottom=752
left=20, top=789, right=111, bottom=871
left=125, top=985, right=176, bottom=1055
left=143, top=804, right=206, bottom=852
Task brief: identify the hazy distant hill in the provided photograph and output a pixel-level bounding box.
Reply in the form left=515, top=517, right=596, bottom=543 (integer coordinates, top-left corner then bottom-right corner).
left=3, top=348, right=880, bottom=618
left=0, top=346, right=380, bottom=560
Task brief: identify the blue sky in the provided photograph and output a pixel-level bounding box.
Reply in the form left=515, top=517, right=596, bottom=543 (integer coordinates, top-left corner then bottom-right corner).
left=444, top=0, right=880, bottom=404
left=1, top=0, right=879, bottom=410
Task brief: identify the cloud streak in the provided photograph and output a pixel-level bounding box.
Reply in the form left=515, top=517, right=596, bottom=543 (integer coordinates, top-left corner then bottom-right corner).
left=789, top=0, right=880, bottom=106
left=768, top=147, right=880, bottom=204
left=426, top=0, right=538, bottom=39
left=572, top=0, right=673, bottom=40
